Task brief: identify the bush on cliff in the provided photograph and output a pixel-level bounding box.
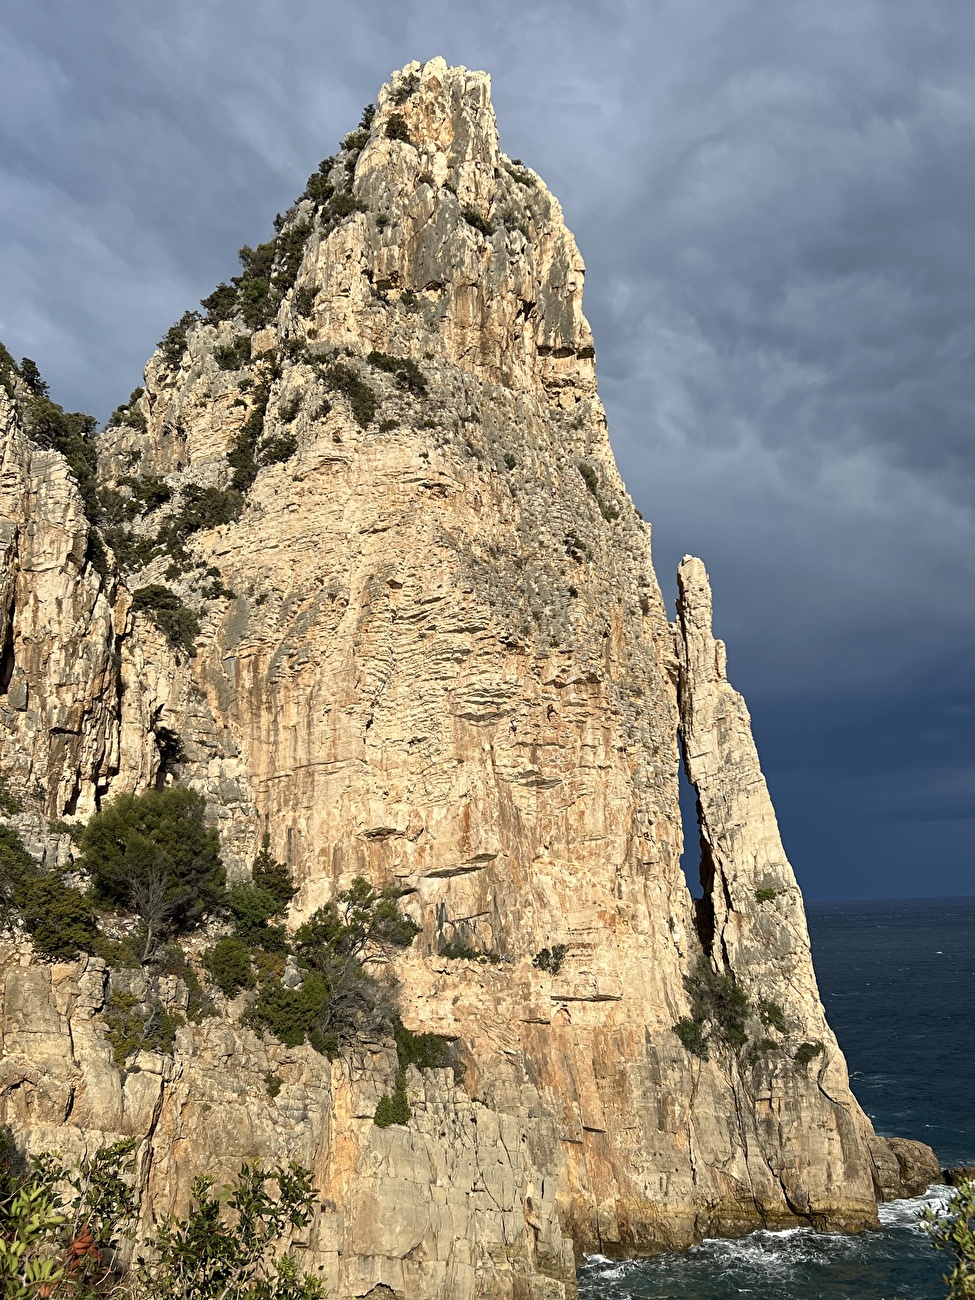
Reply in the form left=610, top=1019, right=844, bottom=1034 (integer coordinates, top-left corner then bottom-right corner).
left=81, top=787, right=225, bottom=954
left=0, top=824, right=100, bottom=961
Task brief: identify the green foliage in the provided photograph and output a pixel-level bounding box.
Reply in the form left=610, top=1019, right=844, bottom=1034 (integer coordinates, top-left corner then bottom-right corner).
left=325, top=362, right=378, bottom=427
left=18, top=357, right=48, bottom=397
left=103, top=991, right=182, bottom=1067
left=107, top=387, right=147, bottom=432
left=532, top=944, right=568, bottom=975
left=374, top=1019, right=453, bottom=1127
left=343, top=129, right=369, bottom=153
left=131, top=585, right=200, bottom=657
left=923, top=1177, right=975, bottom=1299
left=759, top=998, right=789, bottom=1035
left=385, top=113, right=412, bottom=144
left=673, top=956, right=750, bottom=1058
left=0, top=1135, right=138, bottom=1299
left=0, top=342, right=17, bottom=397
left=227, top=883, right=289, bottom=953
left=205, top=936, right=257, bottom=998
left=392, top=74, right=419, bottom=105
left=0, top=777, right=22, bottom=816
left=158, top=310, right=201, bottom=369
left=577, top=460, right=620, bottom=522
left=14, top=872, right=100, bottom=962
left=252, top=834, right=298, bottom=911
left=246, top=878, right=419, bottom=1058
left=0, top=824, right=99, bottom=961
left=264, top=1072, right=282, bottom=1099
left=201, top=281, right=239, bottom=324
left=25, top=395, right=100, bottom=521
left=138, top=1160, right=324, bottom=1300
left=794, top=1040, right=824, bottom=1069
left=439, top=940, right=500, bottom=964
left=214, top=335, right=253, bottom=370
left=81, top=786, right=225, bottom=946
left=673, top=1016, right=710, bottom=1060
left=169, top=484, right=244, bottom=537
left=366, top=350, right=428, bottom=396
left=292, top=285, right=316, bottom=317
left=754, top=887, right=778, bottom=904
left=278, top=395, right=301, bottom=424
left=359, top=103, right=376, bottom=130
left=373, top=1088, right=410, bottom=1128
left=260, top=434, right=298, bottom=467
left=461, top=205, right=494, bottom=236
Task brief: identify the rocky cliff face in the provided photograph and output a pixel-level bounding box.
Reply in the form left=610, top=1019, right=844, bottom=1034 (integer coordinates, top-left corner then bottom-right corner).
left=0, top=58, right=938, bottom=1300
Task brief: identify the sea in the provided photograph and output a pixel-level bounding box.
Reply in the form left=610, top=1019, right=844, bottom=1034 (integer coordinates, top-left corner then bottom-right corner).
left=579, top=896, right=975, bottom=1300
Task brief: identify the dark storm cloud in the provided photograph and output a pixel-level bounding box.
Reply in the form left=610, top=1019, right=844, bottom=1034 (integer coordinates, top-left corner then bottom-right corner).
left=1, top=0, right=972, bottom=895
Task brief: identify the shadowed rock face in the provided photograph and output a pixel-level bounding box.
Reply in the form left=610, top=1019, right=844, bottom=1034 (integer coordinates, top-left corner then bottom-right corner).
left=0, top=57, right=935, bottom=1300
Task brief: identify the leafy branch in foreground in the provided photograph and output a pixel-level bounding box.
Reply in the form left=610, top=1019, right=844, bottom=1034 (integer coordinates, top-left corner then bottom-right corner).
left=923, top=1178, right=975, bottom=1299
left=0, top=1128, right=324, bottom=1299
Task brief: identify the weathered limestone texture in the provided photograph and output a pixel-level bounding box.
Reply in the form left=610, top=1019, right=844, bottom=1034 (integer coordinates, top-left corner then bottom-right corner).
left=0, top=57, right=937, bottom=1300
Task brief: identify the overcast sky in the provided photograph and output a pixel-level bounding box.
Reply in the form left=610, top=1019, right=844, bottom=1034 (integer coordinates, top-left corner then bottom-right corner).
left=2, top=0, right=972, bottom=899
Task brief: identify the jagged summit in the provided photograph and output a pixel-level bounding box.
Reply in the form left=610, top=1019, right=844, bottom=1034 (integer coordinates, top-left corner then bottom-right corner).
left=0, top=59, right=939, bottom=1300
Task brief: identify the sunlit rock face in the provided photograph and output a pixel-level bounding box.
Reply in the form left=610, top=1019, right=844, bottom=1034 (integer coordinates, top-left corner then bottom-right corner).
left=0, top=57, right=933, bottom=1300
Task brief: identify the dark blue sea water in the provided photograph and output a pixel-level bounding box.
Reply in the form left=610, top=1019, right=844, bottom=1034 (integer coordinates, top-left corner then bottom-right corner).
left=579, top=897, right=975, bottom=1300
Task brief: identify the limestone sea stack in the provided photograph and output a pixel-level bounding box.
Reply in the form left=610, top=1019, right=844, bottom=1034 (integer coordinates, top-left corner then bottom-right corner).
left=0, top=58, right=937, bottom=1300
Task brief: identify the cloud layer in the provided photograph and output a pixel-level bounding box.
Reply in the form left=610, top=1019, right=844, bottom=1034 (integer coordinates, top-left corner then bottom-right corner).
left=2, top=0, right=972, bottom=897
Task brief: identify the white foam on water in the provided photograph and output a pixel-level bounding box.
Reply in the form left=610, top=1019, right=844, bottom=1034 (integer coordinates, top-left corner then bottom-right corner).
left=878, top=1183, right=951, bottom=1232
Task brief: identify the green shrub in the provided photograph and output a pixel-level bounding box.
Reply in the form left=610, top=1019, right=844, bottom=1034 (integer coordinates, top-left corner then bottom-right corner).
left=25, top=395, right=100, bottom=521
left=0, top=1144, right=323, bottom=1300
left=130, top=585, right=200, bottom=657
left=325, top=362, right=378, bottom=427
left=343, top=129, right=369, bottom=152
left=759, top=998, right=789, bottom=1035
left=373, top=1086, right=410, bottom=1128
left=577, top=460, right=620, bottom=521
left=374, top=1019, right=453, bottom=1128
left=103, top=991, right=182, bottom=1067
left=673, top=956, right=751, bottom=1057
left=214, top=335, right=252, bottom=370
left=439, top=940, right=500, bottom=964
left=264, top=1072, right=282, bottom=1099
left=158, top=311, right=201, bottom=368
left=205, top=935, right=256, bottom=998
left=385, top=113, right=412, bottom=144
left=278, top=395, right=301, bottom=423
left=246, top=877, right=419, bottom=1057
left=227, top=883, right=288, bottom=953
left=252, top=833, right=297, bottom=910
left=755, top=887, right=778, bottom=904
left=366, top=350, right=428, bottom=397
left=794, top=1040, right=824, bottom=1069
left=673, top=1016, right=710, bottom=1060
left=392, top=74, right=419, bottom=105
left=325, top=192, right=365, bottom=221
left=292, top=285, right=316, bottom=317
left=461, top=205, right=494, bottom=236
left=532, top=944, right=568, bottom=975
left=168, top=484, right=243, bottom=539
left=81, top=786, right=224, bottom=941
left=201, top=281, right=238, bottom=324
left=922, top=1177, right=975, bottom=1298
left=0, top=825, right=100, bottom=961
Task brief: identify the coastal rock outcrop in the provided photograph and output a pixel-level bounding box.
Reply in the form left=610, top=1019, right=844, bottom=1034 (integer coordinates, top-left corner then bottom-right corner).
left=0, top=57, right=936, bottom=1300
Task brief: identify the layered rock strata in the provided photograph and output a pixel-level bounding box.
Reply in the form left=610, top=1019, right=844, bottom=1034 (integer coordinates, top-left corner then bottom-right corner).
left=0, top=57, right=936, bottom=1300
